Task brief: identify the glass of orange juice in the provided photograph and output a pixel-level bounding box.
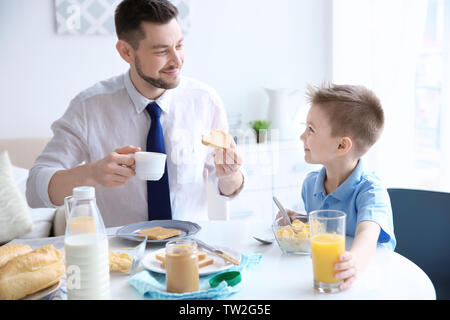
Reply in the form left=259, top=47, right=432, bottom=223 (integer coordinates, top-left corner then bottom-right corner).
left=310, top=209, right=346, bottom=293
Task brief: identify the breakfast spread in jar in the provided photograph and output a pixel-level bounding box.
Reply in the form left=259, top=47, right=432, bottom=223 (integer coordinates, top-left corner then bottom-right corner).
left=165, top=240, right=199, bottom=293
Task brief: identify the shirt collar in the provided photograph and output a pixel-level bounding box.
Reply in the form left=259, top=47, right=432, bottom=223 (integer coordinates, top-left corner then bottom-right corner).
left=313, top=159, right=365, bottom=201
left=313, top=166, right=327, bottom=198
left=123, top=70, right=173, bottom=114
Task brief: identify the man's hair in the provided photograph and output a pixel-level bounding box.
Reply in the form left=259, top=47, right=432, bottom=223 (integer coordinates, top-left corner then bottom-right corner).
left=115, top=0, right=178, bottom=49
left=306, top=83, right=384, bottom=155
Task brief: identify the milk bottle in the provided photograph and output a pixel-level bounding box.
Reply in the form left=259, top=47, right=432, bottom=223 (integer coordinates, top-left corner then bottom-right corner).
left=64, top=186, right=110, bottom=300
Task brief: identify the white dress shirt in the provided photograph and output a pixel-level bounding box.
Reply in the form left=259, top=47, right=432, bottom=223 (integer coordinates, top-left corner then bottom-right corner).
left=26, top=71, right=244, bottom=227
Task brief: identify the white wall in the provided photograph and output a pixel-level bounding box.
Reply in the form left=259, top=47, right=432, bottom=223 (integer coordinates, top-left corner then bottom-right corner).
left=0, top=0, right=332, bottom=139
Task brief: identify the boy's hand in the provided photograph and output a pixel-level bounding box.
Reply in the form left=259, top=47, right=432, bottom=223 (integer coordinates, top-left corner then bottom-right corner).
left=333, top=221, right=380, bottom=291
left=275, top=209, right=299, bottom=225
left=334, top=251, right=358, bottom=291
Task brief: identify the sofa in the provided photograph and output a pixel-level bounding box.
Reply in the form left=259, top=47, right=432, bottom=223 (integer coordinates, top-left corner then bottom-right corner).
left=0, top=138, right=66, bottom=243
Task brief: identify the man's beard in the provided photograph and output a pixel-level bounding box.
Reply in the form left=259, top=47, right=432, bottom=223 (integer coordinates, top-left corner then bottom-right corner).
left=135, top=56, right=180, bottom=90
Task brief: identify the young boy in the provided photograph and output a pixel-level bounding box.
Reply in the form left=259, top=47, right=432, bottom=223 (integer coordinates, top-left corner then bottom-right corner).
left=293, top=83, right=396, bottom=291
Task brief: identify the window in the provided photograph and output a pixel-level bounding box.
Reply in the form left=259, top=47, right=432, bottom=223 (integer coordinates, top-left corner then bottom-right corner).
left=414, top=0, right=450, bottom=190
left=333, top=0, right=450, bottom=192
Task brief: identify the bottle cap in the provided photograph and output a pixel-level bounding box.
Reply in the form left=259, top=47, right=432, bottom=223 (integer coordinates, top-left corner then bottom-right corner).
left=209, top=271, right=241, bottom=288
left=73, top=186, right=95, bottom=199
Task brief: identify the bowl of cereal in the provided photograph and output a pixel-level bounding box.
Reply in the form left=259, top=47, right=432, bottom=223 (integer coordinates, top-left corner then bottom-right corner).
left=108, top=234, right=147, bottom=275
left=272, top=214, right=311, bottom=255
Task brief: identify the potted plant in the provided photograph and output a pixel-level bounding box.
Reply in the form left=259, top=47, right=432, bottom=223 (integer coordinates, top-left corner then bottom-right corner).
left=249, top=120, right=271, bottom=143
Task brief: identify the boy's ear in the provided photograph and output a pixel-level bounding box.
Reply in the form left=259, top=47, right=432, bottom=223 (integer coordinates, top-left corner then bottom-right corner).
left=116, top=40, right=135, bottom=64
left=337, top=137, right=353, bottom=155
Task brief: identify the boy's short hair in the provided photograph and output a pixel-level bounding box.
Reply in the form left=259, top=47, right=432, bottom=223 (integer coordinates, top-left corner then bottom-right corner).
left=115, top=0, right=179, bottom=50
left=306, top=83, right=384, bottom=156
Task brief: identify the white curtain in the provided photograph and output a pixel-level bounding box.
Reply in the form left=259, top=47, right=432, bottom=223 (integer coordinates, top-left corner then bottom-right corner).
left=332, top=0, right=428, bottom=189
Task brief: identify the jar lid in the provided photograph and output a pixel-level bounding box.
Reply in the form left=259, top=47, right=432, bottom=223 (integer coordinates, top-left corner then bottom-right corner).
left=209, top=271, right=241, bottom=288
left=73, top=186, right=95, bottom=199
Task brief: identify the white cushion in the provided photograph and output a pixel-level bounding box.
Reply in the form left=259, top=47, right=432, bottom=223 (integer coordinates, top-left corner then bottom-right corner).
left=0, top=152, right=56, bottom=241
left=53, top=206, right=67, bottom=236
left=19, top=207, right=55, bottom=239
left=11, top=164, right=56, bottom=239
left=0, top=151, right=33, bottom=243
left=11, top=165, right=29, bottom=197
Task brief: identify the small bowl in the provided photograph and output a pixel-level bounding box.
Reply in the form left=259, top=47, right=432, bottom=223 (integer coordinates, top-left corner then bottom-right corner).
left=272, top=214, right=311, bottom=255
left=107, top=234, right=147, bottom=275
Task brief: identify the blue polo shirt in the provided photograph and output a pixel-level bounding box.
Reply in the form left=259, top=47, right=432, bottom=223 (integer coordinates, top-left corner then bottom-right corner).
left=301, top=159, right=396, bottom=250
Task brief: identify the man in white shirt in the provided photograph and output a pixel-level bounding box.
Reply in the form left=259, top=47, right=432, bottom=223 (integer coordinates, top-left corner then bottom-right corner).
left=26, top=0, right=245, bottom=227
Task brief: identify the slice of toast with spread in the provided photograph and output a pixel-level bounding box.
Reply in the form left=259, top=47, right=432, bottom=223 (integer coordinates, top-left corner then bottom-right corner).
left=202, top=129, right=232, bottom=149
left=157, top=251, right=214, bottom=269
left=137, top=226, right=181, bottom=240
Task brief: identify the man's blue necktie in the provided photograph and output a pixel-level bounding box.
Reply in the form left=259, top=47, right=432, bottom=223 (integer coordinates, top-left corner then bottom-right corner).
left=145, top=102, right=172, bottom=220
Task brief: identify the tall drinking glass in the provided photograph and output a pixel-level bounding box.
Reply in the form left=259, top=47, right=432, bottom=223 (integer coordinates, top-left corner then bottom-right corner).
left=309, top=210, right=346, bottom=293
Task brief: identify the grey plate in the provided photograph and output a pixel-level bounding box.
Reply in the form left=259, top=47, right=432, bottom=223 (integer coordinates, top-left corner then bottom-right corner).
left=22, top=280, right=60, bottom=300
left=116, top=220, right=201, bottom=243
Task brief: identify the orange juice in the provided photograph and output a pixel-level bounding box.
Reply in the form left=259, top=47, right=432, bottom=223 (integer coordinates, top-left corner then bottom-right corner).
left=311, top=233, right=345, bottom=284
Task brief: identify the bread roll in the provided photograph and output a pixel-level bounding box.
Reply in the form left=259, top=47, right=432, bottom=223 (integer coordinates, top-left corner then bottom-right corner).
left=0, top=244, right=65, bottom=300
left=0, top=244, right=32, bottom=268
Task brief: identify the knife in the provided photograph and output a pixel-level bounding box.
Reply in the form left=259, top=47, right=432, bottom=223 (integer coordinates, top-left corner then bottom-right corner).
left=191, top=238, right=240, bottom=266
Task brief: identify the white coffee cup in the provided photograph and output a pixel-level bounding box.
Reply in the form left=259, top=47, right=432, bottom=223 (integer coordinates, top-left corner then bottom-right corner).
left=133, top=151, right=167, bottom=181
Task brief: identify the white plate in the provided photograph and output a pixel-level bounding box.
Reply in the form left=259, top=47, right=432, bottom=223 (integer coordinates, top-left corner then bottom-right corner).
left=22, top=280, right=61, bottom=300
left=142, top=246, right=241, bottom=276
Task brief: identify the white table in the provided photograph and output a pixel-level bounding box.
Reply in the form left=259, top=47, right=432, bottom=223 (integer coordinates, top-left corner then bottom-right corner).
left=11, top=220, right=436, bottom=300
left=112, top=220, right=435, bottom=300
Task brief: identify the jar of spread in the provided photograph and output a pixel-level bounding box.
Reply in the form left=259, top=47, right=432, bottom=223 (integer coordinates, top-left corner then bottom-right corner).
left=165, top=240, right=199, bottom=293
